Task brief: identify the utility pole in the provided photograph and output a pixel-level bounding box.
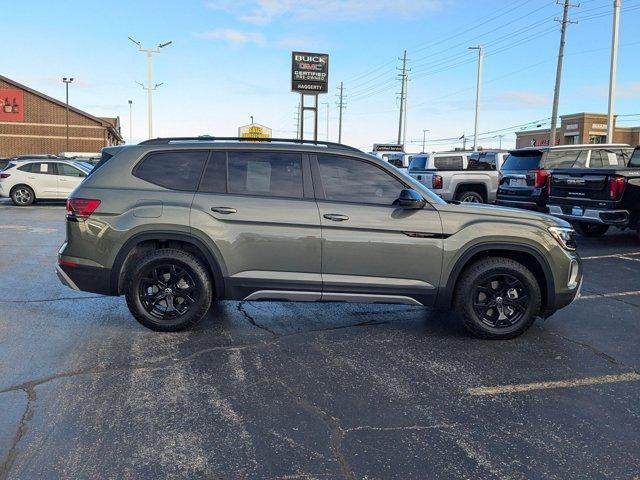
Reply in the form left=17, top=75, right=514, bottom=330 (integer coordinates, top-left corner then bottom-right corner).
left=336, top=82, right=346, bottom=143
left=129, top=37, right=172, bottom=139
left=607, top=0, right=621, bottom=143
left=322, top=102, right=330, bottom=141
left=549, top=0, right=578, bottom=146
left=128, top=100, right=133, bottom=143
left=494, top=134, right=506, bottom=150
left=294, top=101, right=301, bottom=139
left=397, top=50, right=409, bottom=147
left=468, top=45, right=483, bottom=151
left=62, top=77, right=74, bottom=152
left=461, top=133, right=467, bottom=151
left=422, top=129, right=429, bottom=153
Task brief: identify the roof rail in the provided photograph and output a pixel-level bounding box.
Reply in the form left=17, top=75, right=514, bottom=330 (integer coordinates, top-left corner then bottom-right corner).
left=137, top=136, right=362, bottom=152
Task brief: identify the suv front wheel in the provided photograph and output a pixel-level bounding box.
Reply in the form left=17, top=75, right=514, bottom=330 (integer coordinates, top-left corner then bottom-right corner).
left=125, top=249, right=213, bottom=332
left=454, top=257, right=541, bottom=339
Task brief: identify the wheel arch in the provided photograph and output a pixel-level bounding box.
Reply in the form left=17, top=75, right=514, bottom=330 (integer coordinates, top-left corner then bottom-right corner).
left=110, top=231, right=226, bottom=299
left=454, top=183, right=488, bottom=202
left=437, top=242, right=555, bottom=315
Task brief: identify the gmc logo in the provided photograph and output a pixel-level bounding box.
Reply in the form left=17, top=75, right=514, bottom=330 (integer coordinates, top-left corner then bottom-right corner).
left=566, top=178, right=585, bottom=185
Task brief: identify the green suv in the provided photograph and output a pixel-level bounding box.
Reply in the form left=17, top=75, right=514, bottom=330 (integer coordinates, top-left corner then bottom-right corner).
left=56, top=138, right=582, bottom=339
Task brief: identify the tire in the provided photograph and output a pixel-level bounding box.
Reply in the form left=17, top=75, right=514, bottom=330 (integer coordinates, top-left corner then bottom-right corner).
left=453, top=257, right=541, bottom=340
left=455, top=190, right=484, bottom=204
left=125, top=249, right=212, bottom=332
left=11, top=185, right=35, bottom=206
left=573, top=222, right=609, bottom=238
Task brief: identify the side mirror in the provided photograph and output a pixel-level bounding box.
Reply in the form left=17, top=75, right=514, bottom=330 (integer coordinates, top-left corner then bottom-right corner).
left=394, top=189, right=426, bottom=210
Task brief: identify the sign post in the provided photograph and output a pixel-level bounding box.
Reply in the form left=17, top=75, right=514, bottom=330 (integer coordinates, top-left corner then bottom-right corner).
left=291, top=52, right=329, bottom=142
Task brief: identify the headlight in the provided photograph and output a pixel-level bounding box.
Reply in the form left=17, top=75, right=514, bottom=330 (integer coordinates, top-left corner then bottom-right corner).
left=548, top=226, right=577, bottom=251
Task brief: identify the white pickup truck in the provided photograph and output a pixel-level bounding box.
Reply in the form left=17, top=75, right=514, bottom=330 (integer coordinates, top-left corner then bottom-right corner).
left=408, top=150, right=508, bottom=203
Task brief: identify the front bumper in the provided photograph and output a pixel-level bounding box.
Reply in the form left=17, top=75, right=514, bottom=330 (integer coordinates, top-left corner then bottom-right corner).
left=548, top=205, right=629, bottom=226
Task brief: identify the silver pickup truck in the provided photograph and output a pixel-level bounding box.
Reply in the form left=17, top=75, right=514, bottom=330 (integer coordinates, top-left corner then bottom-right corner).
left=408, top=150, right=508, bottom=203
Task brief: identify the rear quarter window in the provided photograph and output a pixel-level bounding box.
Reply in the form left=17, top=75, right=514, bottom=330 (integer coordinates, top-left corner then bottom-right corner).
left=433, top=155, right=463, bottom=170
left=134, top=151, right=208, bottom=191
left=501, top=152, right=542, bottom=171
left=409, top=156, right=428, bottom=171
left=541, top=150, right=581, bottom=169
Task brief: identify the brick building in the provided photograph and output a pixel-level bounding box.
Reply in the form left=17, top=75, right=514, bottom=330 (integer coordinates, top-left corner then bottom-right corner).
left=0, top=75, right=123, bottom=158
left=515, top=112, right=640, bottom=148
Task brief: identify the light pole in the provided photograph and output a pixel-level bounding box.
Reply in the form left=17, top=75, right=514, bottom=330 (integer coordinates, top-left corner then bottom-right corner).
left=129, top=37, right=172, bottom=139
left=494, top=134, right=506, bottom=150
left=127, top=100, right=133, bottom=143
left=62, top=77, right=74, bottom=152
left=607, top=0, right=621, bottom=143
left=322, top=102, right=330, bottom=141
left=469, top=46, right=483, bottom=152
left=421, top=129, right=429, bottom=153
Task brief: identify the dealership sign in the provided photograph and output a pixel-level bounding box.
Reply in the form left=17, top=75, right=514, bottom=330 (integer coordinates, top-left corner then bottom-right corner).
left=0, top=89, right=24, bottom=122
left=373, top=144, right=404, bottom=152
left=239, top=123, right=272, bottom=139
left=291, top=52, right=329, bottom=94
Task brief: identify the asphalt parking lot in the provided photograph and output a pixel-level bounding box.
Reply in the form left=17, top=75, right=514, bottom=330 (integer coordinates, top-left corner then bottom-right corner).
left=1, top=198, right=639, bottom=480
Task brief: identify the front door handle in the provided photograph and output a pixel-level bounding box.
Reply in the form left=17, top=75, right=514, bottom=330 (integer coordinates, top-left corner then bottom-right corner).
left=323, top=213, right=349, bottom=222
left=211, top=206, right=237, bottom=214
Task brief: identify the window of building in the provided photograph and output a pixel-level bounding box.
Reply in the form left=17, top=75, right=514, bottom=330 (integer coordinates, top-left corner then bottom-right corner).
left=589, top=135, right=606, bottom=144
left=198, top=152, right=227, bottom=194
left=134, top=151, right=208, bottom=191
left=227, top=152, right=303, bottom=198
left=317, top=155, right=404, bottom=206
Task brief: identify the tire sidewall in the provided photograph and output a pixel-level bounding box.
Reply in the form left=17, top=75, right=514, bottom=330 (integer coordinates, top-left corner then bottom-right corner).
left=126, top=250, right=212, bottom=331
left=457, top=260, right=541, bottom=339
left=457, top=191, right=484, bottom=204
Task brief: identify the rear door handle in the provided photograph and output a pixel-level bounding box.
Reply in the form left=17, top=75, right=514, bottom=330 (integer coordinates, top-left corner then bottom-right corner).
left=323, top=213, right=349, bottom=222
left=211, top=206, right=237, bottom=214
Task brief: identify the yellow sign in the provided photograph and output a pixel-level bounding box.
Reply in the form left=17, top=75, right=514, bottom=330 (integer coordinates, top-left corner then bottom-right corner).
left=239, top=123, right=272, bottom=139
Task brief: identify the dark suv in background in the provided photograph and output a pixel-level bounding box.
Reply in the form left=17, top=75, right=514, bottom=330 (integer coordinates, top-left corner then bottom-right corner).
left=496, top=144, right=633, bottom=212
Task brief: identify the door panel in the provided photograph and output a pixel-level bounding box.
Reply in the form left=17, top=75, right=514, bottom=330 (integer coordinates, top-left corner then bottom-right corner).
left=313, top=154, right=443, bottom=305
left=30, top=163, right=59, bottom=197
left=317, top=201, right=442, bottom=305
left=190, top=150, right=321, bottom=300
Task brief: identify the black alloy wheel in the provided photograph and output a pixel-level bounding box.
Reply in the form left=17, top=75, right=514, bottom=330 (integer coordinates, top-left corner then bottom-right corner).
left=138, top=264, right=198, bottom=320
left=472, top=274, right=528, bottom=329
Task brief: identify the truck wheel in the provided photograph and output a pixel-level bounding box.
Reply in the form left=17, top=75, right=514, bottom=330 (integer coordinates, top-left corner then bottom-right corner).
left=454, top=257, right=541, bottom=340
left=125, top=249, right=212, bottom=332
left=11, top=185, right=35, bottom=206
left=573, top=222, right=609, bottom=238
left=456, top=190, right=484, bottom=204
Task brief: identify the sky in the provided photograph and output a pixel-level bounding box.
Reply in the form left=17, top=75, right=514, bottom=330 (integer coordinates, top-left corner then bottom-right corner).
left=5, top=0, right=640, bottom=152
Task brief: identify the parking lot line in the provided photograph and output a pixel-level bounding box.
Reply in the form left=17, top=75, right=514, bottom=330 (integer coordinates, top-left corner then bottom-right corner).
left=620, top=256, right=640, bottom=263
left=467, top=372, right=640, bottom=396
left=579, top=290, right=640, bottom=300
left=581, top=252, right=640, bottom=260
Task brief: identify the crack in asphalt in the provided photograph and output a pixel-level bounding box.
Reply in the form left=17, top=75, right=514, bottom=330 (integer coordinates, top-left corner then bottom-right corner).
left=237, top=301, right=278, bottom=337
left=0, top=295, right=104, bottom=304
left=0, top=387, right=36, bottom=480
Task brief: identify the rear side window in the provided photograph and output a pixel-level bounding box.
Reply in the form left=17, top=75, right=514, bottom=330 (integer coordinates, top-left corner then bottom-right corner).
left=594, top=148, right=629, bottom=167
left=227, top=151, right=303, bottom=198
left=134, top=151, right=208, bottom=191
left=502, top=152, right=542, bottom=171
left=541, top=150, right=580, bottom=169
left=589, top=150, right=603, bottom=168
left=18, top=163, right=34, bottom=173
left=467, top=153, right=496, bottom=171
left=433, top=155, right=463, bottom=170
left=630, top=148, right=640, bottom=168
left=198, top=152, right=227, bottom=193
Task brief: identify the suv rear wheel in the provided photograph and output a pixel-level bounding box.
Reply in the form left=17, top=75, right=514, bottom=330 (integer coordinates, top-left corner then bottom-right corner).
left=454, top=257, right=541, bottom=339
left=125, top=249, right=212, bottom=332
left=573, top=222, right=609, bottom=238
left=11, top=185, right=35, bottom=206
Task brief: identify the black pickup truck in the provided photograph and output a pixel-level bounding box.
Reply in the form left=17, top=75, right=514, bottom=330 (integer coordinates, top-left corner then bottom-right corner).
left=547, top=146, right=640, bottom=238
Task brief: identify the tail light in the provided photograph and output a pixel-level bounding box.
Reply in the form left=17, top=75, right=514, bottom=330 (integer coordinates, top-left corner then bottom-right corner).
left=0, top=173, right=10, bottom=179
left=533, top=169, right=549, bottom=189
left=66, top=198, right=101, bottom=219
left=609, top=177, right=626, bottom=201
left=432, top=175, right=443, bottom=190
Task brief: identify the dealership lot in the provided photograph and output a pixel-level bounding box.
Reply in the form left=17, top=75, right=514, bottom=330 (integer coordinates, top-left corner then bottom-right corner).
left=1, top=199, right=639, bottom=479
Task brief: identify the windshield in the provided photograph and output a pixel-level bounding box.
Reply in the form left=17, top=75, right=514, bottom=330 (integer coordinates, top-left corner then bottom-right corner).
left=502, top=151, right=542, bottom=171
left=408, top=155, right=429, bottom=171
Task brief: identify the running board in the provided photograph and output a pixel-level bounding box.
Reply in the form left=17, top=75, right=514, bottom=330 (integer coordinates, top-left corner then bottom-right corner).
left=243, top=290, right=423, bottom=306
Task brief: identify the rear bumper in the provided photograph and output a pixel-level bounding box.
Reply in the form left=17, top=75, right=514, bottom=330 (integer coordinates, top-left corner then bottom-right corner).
left=548, top=205, right=629, bottom=226
left=56, top=262, right=113, bottom=295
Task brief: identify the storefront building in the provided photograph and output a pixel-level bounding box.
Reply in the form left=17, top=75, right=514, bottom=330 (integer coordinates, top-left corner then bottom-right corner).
left=515, top=112, right=640, bottom=148
left=0, top=75, right=123, bottom=158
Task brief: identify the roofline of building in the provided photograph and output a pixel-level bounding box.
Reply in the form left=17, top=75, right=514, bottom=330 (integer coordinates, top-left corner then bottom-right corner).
left=0, top=74, right=123, bottom=143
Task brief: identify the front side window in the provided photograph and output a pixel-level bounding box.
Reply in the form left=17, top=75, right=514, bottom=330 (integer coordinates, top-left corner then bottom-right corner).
left=318, top=155, right=404, bottom=206
left=228, top=152, right=303, bottom=198
left=134, top=151, right=208, bottom=191
left=57, top=163, right=84, bottom=177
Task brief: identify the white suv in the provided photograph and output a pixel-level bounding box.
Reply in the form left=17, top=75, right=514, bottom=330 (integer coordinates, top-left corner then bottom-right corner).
left=0, top=159, right=92, bottom=206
